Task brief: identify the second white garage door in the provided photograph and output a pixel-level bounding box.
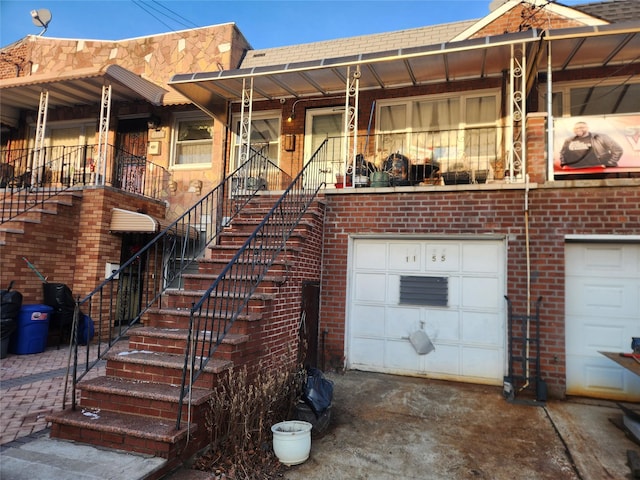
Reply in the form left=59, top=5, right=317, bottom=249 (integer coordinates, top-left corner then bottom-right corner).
left=347, top=238, right=506, bottom=385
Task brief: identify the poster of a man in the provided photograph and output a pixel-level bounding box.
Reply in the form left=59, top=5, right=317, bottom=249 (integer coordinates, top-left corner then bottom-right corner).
left=559, top=121, right=624, bottom=169
left=554, top=116, right=640, bottom=175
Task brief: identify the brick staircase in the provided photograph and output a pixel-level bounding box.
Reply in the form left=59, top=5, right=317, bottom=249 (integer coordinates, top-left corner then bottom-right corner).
left=46, top=195, right=325, bottom=479
left=0, top=191, right=82, bottom=244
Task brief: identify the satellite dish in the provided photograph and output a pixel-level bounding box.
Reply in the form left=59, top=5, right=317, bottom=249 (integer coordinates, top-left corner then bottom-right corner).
left=30, top=8, right=52, bottom=35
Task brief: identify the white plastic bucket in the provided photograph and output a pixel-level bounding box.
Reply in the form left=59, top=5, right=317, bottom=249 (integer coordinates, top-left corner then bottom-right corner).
left=271, top=420, right=312, bottom=466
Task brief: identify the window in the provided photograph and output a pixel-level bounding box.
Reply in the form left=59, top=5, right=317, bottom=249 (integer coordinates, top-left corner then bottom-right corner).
left=377, top=92, right=499, bottom=174
left=172, top=114, right=213, bottom=167
left=231, top=112, right=281, bottom=168
left=547, top=81, right=640, bottom=117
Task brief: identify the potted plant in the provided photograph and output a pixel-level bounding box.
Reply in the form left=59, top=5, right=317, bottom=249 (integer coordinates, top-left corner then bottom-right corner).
left=442, top=162, right=471, bottom=185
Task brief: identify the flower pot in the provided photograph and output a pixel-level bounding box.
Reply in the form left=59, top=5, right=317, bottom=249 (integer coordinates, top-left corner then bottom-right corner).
left=271, top=420, right=312, bottom=466
left=369, top=171, right=390, bottom=187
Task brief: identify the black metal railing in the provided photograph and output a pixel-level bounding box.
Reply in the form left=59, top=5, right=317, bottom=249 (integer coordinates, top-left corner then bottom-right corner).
left=65, top=147, right=291, bottom=409
left=175, top=139, right=328, bottom=429
left=0, top=144, right=169, bottom=223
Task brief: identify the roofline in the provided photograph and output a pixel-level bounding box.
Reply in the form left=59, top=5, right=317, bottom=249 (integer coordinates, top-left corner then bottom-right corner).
left=20, top=21, right=243, bottom=45
left=451, top=0, right=608, bottom=42
left=170, top=28, right=542, bottom=86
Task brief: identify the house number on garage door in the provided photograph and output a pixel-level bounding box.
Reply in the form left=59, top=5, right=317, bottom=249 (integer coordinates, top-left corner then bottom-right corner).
left=432, top=250, right=447, bottom=262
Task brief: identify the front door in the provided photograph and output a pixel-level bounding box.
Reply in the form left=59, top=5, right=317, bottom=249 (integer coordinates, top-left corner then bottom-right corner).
left=116, top=118, right=148, bottom=194
left=303, top=108, right=344, bottom=187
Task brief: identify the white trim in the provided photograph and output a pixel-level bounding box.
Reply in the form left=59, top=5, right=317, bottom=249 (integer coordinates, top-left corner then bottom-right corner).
left=451, top=0, right=608, bottom=43
left=565, top=234, right=640, bottom=243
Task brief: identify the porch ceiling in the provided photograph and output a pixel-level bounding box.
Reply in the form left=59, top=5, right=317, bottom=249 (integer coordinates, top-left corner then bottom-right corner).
left=168, top=21, right=640, bottom=124
left=0, top=64, right=168, bottom=112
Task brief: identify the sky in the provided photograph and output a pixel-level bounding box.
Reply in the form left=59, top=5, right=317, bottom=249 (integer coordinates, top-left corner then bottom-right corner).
left=0, top=0, right=589, bottom=49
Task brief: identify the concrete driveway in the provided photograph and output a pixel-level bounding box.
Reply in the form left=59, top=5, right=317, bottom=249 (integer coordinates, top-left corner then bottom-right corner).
left=283, top=370, right=639, bottom=480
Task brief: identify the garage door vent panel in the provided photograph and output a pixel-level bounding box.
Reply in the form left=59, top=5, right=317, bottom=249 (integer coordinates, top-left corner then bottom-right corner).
left=399, top=276, right=448, bottom=307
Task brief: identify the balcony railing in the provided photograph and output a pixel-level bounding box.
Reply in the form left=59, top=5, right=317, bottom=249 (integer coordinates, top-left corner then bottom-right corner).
left=317, top=125, right=510, bottom=187
left=0, top=144, right=168, bottom=223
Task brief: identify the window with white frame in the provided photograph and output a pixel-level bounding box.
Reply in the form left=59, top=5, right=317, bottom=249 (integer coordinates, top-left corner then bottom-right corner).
left=171, top=114, right=213, bottom=167
left=548, top=81, right=640, bottom=117
left=231, top=112, right=281, bottom=169
left=377, top=92, right=499, bottom=174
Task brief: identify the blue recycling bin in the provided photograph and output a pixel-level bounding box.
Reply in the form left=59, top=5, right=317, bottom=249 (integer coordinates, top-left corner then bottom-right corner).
left=10, top=304, right=52, bottom=355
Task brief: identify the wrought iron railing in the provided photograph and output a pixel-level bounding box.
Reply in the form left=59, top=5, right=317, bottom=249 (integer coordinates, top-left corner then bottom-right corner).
left=0, top=144, right=168, bottom=223
left=316, top=125, right=508, bottom=186
left=175, top=139, right=327, bottom=429
left=65, top=147, right=291, bottom=409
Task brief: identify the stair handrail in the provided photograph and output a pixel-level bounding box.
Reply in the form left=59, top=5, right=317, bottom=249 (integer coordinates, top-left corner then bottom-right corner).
left=175, top=139, right=328, bottom=429
left=66, top=147, right=290, bottom=409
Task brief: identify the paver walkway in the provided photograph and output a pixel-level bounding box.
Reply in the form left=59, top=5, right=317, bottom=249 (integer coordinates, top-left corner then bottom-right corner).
left=0, top=341, right=121, bottom=446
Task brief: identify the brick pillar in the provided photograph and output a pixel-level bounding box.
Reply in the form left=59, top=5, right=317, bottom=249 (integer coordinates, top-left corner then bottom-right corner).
left=526, top=112, right=547, bottom=184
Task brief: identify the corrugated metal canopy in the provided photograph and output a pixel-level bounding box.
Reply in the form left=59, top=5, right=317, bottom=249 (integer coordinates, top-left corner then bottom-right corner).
left=168, top=22, right=640, bottom=124
left=0, top=64, right=168, bottom=112
left=168, top=29, right=542, bottom=123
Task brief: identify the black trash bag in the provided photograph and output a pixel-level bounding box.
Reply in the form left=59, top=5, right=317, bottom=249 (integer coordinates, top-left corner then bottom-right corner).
left=43, top=283, right=75, bottom=328
left=302, top=367, right=334, bottom=417
left=1, top=281, right=23, bottom=321
left=0, top=317, right=17, bottom=339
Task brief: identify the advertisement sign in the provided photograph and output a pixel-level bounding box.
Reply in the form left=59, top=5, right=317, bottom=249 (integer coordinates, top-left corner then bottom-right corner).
left=553, top=115, right=640, bottom=175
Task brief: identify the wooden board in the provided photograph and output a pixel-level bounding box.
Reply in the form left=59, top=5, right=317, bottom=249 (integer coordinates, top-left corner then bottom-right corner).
left=599, top=351, right=640, bottom=376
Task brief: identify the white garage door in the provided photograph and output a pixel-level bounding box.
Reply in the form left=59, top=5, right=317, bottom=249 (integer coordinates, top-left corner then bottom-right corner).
left=347, top=238, right=506, bottom=385
left=565, top=242, right=640, bottom=401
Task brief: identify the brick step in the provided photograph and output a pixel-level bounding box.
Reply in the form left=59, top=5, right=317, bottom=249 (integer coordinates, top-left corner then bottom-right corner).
left=47, top=408, right=196, bottom=460
left=128, top=326, right=249, bottom=361
left=208, top=242, right=302, bottom=258
left=104, top=349, right=232, bottom=389
left=161, top=288, right=275, bottom=310
left=76, top=376, right=212, bottom=422
left=144, top=307, right=263, bottom=334
left=196, top=256, right=294, bottom=276
left=221, top=216, right=313, bottom=239
left=217, top=227, right=311, bottom=246
left=181, top=272, right=287, bottom=291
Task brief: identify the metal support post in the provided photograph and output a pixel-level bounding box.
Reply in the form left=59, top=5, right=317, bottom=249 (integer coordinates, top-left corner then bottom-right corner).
left=508, top=43, right=527, bottom=181
left=342, top=65, right=360, bottom=187
left=32, top=90, right=49, bottom=187
left=238, top=77, right=254, bottom=192
left=96, top=84, right=112, bottom=186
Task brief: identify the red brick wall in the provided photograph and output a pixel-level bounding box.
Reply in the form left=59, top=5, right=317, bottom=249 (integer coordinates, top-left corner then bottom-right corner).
left=250, top=203, right=326, bottom=376
left=472, top=4, right=585, bottom=37
left=318, top=183, right=640, bottom=398
left=0, top=188, right=166, bottom=336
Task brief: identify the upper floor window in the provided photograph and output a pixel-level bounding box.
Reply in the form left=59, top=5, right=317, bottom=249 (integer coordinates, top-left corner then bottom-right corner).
left=377, top=92, right=499, bottom=176
left=549, top=81, right=640, bottom=117
left=231, top=112, right=281, bottom=168
left=171, top=114, right=213, bottom=168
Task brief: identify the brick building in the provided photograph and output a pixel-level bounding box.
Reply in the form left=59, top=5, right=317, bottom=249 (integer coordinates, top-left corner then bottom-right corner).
left=169, top=0, right=640, bottom=401
left=0, top=2, right=639, bottom=458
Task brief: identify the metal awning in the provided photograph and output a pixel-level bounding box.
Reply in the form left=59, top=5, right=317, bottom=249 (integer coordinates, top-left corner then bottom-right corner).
left=541, top=21, right=640, bottom=71
left=168, top=29, right=543, bottom=123
left=110, top=208, right=198, bottom=238
left=168, top=21, right=640, bottom=124
left=0, top=64, right=168, bottom=112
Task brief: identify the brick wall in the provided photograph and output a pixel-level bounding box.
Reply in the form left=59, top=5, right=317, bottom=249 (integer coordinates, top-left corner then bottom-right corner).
left=249, top=204, right=326, bottom=376
left=318, top=183, right=640, bottom=398
left=0, top=188, right=166, bottom=337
